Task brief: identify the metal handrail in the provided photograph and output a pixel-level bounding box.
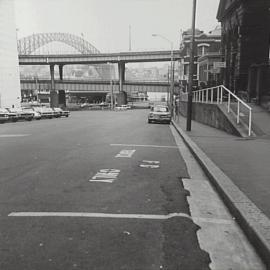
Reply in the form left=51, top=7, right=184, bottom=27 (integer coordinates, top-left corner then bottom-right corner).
left=180, top=85, right=252, bottom=136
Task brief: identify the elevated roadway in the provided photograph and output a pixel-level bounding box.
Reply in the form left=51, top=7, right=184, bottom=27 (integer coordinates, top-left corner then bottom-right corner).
left=21, top=79, right=179, bottom=94
left=19, top=50, right=181, bottom=106
left=19, top=50, right=181, bottom=65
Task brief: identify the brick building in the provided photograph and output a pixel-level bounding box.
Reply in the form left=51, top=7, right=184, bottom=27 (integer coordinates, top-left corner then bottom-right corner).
left=217, top=0, right=270, bottom=101
left=179, top=27, right=222, bottom=89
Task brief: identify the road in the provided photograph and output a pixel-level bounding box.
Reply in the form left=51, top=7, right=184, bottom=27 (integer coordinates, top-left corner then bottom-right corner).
left=0, top=110, right=265, bottom=270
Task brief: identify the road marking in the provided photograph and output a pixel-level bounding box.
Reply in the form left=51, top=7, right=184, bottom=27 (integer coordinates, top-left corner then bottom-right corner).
left=142, top=160, right=160, bottom=164
left=111, top=143, right=177, bottom=149
left=115, top=149, right=136, bottom=158
left=140, top=164, right=159, bottom=168
left=0, top=134, right=31, bottom=138
left=89, top=179, right=115, bottom=183
left=140, top=160, right=160, bottom=169
left=89, top=169, right=120, bottom=183
left=7, top=212, right=237, bottom=225
left=8, top=212, right=191, bottom=220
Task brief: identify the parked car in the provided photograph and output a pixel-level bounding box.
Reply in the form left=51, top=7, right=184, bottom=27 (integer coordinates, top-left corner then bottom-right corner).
left=33, top=106, right=54, bottom=119
left=52, top=107, right=70, bottom=118
left=0, top=108, right=9, bottom=123
left=3, top=108, right=18, bottom=122
left=148, top=105, right=171, bottom=124
left=6, top=108, right=34, bottom=121
left=22, top=107, right=41, bottom=120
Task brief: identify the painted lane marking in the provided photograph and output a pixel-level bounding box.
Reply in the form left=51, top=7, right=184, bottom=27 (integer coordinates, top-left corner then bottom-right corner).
left=7, top=212, right=236, bottom=225
left=140, top=160, right=160, bottom=169
left=111, top=143, right=178, bottom=149
left=0, top=134, right=31, bottom=138
left=8, top=212, right=191, bottom=220
left=115, top=149, right=136, bottom=158
left=90, top=179, right=115, bottom=183
left=89, top=169, right=120, bottom=183
left=142, top=160, right=160, bottom=164
left=140, top=164, right=160, bottom=168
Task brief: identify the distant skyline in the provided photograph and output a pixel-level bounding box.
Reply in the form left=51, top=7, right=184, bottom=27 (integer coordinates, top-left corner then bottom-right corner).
left=14, top=0, right=220, bottom=53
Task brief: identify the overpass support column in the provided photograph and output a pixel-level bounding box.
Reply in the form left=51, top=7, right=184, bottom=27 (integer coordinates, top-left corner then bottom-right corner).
left=50, top=64, right=55, bottom=90
left=50, top=64, right=58, bottom=107
left=59, top=64, right=64, bottom=80
left=118, top=62, right=125, bottom=92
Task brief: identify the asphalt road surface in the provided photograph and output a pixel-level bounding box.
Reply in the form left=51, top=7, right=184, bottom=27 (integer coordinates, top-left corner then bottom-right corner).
left=0, top=110, right=264, bottom=270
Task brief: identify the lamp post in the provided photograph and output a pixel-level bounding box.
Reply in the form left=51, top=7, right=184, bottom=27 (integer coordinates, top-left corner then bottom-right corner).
left=152, top=34, right=174, bottom=112
left=186, top=0, right=197, bottom=131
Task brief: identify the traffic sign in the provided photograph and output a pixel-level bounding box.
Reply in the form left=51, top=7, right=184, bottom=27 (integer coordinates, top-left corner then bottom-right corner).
left=213, top=62, right=226, bottom=69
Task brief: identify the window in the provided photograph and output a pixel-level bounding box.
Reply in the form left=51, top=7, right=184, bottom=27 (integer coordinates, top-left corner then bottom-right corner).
left=152, top=106, right=169, bottom=112
left=197, top=43, right=210, bottom=56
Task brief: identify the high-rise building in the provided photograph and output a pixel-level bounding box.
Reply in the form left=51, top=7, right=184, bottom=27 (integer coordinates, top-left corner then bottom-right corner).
left=0, top=0, right=21, bottom=108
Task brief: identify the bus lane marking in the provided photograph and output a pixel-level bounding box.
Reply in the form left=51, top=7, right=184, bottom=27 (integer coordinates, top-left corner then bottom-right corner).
left=89, top=169, right=120, bottom=183
left=115, top=149, right=136, bottom=158
left=139, top=160, right=160, bottom=169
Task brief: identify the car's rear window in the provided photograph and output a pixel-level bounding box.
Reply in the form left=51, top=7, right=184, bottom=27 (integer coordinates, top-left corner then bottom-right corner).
left=152, top=106, right=168, bottom=112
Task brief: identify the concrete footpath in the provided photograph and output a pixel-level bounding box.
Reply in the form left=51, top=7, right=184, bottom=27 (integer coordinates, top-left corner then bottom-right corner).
left=172, top=111, right=270, bottom=268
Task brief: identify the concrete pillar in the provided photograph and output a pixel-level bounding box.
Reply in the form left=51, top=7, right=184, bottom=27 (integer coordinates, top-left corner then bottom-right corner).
left=118, top=62, right=125, bottom=92
left=59, top=64, right=64, bottom=80
left=50, top=64, right=58, bottom=107
left=50, top=64, right=55, bottom=90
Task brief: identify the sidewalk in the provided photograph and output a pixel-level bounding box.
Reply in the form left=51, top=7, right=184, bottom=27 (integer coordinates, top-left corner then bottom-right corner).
left=172, top=109, right=270, bottom=268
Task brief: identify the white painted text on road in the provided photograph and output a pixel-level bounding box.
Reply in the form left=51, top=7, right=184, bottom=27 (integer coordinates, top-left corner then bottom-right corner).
left=115, top=149, right=136, bottom=158
left=90, top=169, right=120, bottom=183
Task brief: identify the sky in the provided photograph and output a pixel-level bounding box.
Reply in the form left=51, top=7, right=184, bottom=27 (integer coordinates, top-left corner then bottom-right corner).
left=14, top=0, right=220, bottom=53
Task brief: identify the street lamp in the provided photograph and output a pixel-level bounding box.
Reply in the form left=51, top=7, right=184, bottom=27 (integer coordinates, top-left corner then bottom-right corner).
left=152, top=34, right=174, bottom=112
left=186, top=0, right=197, bottom=131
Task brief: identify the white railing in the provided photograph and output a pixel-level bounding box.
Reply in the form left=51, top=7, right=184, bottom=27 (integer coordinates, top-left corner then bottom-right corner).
left=180, top=85, right=252, bottom=136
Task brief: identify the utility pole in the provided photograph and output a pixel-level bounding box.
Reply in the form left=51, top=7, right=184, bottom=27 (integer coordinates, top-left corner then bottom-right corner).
left=129, top=25, right=132, bottom=51
left=186, top=0, right=197, bottom=131
left=110, top=80, right=114, bottom=110
left=152, top=34, right=174, bottom=113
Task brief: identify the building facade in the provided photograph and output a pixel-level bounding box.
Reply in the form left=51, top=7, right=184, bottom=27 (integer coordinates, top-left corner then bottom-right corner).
left=0, top=0, right=21, bottom=108
left=217, top=0, right=270, bottom=100
left=179, top=27, right=222, bottom=89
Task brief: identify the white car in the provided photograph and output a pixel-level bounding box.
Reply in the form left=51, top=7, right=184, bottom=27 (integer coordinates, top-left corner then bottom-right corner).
left=52, top=107, right=70, bottom=117
left=148, top=105, right=171, bottom=124
left=33, top=107, right=54, bottom=119
left=22, top=107, right=41, bottom=120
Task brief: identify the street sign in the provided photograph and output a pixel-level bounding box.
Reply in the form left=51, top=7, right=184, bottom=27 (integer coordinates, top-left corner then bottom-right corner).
left=213, top=62, right=226, bottom=69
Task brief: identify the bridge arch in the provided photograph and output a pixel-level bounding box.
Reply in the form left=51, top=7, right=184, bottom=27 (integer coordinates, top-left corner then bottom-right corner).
left=17, top=32, right=100, bottom=55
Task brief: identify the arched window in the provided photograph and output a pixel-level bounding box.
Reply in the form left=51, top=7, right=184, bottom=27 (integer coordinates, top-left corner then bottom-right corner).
left=197, top=43, right=210, bottom=56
